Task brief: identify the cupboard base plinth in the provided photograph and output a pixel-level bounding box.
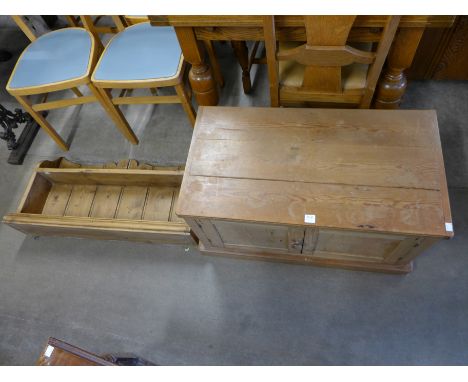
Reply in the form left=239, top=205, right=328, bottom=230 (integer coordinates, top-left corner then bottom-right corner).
left=199, top=243, right=413, bottom=274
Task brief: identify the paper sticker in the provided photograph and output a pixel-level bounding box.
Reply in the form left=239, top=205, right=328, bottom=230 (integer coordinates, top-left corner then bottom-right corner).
left=445, top=222, right=453, bottom=232
left=44, top=345, right=54, bottom=357
left=304, top=214, right=316, bottom=224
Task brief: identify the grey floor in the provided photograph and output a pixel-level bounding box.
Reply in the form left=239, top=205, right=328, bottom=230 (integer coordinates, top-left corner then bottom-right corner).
left=1, top=27, right=468, bottom=366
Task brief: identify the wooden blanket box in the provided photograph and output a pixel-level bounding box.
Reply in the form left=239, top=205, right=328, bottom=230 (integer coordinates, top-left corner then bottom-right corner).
left=176, top=106, right=453, bottom=274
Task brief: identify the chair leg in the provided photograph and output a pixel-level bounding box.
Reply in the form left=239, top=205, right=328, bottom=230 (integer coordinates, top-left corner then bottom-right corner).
left=231, top=41, right=252, bottom=94
left=175, top=83, right=196, bottom=127
left=71, top=87, right=83, bottom=97
left=88, top=83, right=139, bottom=145
left=203, top=41, right=224, bottom=88
left=118, top=89, right=134, bottom=98
left=14, top=95, right=69, bottom=151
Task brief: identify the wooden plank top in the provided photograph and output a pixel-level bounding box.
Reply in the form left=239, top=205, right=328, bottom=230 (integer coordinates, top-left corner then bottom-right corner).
left=177, top=107, right=453, bottom=238
left=150, top=15, right=456, bottom=28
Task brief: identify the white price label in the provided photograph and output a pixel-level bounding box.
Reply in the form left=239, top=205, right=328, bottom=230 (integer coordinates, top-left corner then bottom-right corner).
left=44, top=345, right=54, bottom=357
left=304, top=214, right=316, bottom=224
left=445, top=222, right=453, bottom=232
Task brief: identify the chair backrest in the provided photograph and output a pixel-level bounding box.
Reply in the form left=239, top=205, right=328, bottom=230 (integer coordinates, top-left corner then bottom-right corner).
left=111, top=16, right=149, bottom=32
left=78, top=16, right=149, bottom=52
left=70, top=16, right=138, bottom=48
left=66, top=16, right=119, bottom=34
left=264, top=15, right=401, bottom=108
left=11, top=16, right=52, bottom=41
left=77, top=16, right=148, bottom=39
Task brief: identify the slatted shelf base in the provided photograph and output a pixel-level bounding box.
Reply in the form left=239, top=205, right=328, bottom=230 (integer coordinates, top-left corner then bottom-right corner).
left=3, top=158, right=193, bottom=245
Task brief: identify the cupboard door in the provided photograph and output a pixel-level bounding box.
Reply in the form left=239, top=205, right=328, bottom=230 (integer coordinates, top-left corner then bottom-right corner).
left=205, top=219, right=305, bottom=255
left=303, top=228, right=413, bottom=264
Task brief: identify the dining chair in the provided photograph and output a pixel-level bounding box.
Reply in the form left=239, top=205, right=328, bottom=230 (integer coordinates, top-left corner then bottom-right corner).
left=263, top=16, right=401, bottom=108
left=89, top=21, right=196, bottom=131
left=6, top=18, right=138, bottom=151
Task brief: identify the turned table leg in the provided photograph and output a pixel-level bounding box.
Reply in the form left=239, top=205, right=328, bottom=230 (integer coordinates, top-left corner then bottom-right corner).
left=174, top=27, right=219, bottom=106
left=231, top=41, right=252, bottom=94
left=374, top=27, right=425, bottom=109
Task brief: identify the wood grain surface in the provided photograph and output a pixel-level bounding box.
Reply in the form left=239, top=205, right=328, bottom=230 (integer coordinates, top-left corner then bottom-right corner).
left=177, top=106, right=452, bottom=238
left=4, top=159, right=193, bottom=245
left=149, top=16, right=455, bottom=28
left=37, top=337, right=115, bottom=366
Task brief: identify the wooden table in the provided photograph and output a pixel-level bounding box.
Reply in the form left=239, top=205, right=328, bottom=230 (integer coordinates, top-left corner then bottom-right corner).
left=149, top=16, right=455, bottom=108
left=177, top=107, right=453, bottom=273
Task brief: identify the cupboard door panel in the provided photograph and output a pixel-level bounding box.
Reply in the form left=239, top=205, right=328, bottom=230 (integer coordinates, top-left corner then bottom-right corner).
left=307, top=228, right=408, bottom=263
left=210, top=220, right=305, bottom=254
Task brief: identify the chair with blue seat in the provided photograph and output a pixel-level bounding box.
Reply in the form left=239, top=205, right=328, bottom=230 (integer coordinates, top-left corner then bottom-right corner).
left=112, top=16, right=225, bottom=88
left=89, top=22, right=196, bottom=129
left=6, top=23, right=139, bottom=150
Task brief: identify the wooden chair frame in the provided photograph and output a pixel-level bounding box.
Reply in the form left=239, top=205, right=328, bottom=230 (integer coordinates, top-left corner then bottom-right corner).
left=10, top=15, right=40, bottom=41
left=65, top=15, right=119, bottom=35
left=139, top=16, right=225, bottom=88
left=89, top=22, right=196, bottom=128
left=7, top=22, right=139, bottom=150
left=264, top=15, right=401, bottom=108
left=111, top=15, right=147, bottom=31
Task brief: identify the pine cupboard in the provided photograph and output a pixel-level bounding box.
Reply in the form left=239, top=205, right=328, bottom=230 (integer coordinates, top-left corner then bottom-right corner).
left=176, top=106, right=453, bottom=273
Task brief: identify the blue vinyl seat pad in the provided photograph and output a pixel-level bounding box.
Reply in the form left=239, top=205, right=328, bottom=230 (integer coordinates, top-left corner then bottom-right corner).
left=8, top=28, right=92, bottom=89
left=93, top=23, right=183, bottom=82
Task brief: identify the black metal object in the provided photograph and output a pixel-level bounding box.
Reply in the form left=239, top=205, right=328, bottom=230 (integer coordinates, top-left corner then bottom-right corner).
left=7, top=117, right=41, bottom=165
left=0, top=21, right=47, bottom=165
left=0, top=105, right=30, bottom=150
left=0, top=104, right=42, bottom=165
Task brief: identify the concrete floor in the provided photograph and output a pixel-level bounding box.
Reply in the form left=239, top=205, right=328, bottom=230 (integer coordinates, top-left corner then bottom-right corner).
left=1, top=27, right=468, bottom=366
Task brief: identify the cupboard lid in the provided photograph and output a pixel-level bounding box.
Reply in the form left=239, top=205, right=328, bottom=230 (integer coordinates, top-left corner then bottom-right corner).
left=178, top=107, right=452, bottom=237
